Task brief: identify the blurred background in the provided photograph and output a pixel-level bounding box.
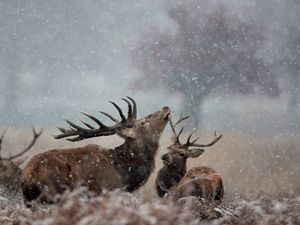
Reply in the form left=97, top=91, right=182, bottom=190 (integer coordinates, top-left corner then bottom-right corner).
left=0, top=0, right=299, bottom=195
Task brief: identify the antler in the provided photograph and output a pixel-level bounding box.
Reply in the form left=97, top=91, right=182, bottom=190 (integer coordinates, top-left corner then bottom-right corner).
left=169, top=115, right=222, bottom=149
left=54, top=96, right=137, bottom=142
left=168, top=114, right=189, bottom=144
left=0, top=127, right=43, bottom=160
left=184, top=131, right=222, bottom=149
left=0, top=128, right=7, bottom=156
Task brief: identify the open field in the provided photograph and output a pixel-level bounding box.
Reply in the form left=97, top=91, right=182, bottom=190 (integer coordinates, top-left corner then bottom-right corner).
left=0, top=128, right=299, bottom=224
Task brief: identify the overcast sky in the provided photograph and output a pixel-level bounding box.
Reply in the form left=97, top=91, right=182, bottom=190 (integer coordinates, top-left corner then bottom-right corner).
left=0, top=0, right=299, bottom=134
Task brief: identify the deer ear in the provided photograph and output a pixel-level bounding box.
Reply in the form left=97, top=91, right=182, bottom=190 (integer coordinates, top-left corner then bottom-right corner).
left=117, top=127, right=137, bottom=139
left=187, top=148, right=205, bottom=158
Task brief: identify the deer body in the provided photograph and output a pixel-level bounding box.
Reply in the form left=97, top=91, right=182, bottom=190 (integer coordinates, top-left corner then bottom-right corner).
left=174, top=167, right=224, bottom=202
left=21, top=97, right=171, bottom=204
left=156, top=115, right=223, bottom=203
left=21, top=145, right=121, bottom=202
left=0, top=128, right=42, bottom=206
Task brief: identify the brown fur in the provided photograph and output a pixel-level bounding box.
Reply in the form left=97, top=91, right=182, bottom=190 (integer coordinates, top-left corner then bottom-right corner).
left=21, top=145, right=121, bottom=203
left=21, top=106, right=171, bottom=204
left=0, top=160, right=21, bottom=192
left=0, top=128, right=42, bottom=194
left=174, top=167, right=224, bottom=202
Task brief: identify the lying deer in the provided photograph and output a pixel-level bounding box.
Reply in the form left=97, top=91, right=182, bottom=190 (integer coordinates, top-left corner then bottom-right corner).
left=156, top=115, right=223, bottom=203
left=0, top=128, right=42, bottom=199
left=21, top=97, right=171, bottom=204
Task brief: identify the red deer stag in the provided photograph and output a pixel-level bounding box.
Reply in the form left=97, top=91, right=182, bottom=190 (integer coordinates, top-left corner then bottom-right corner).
left=156, top=115, right=223, bottom=203
left=0, top=128, right=42, bottom=196
left=21, top=97, right=171, bottom=204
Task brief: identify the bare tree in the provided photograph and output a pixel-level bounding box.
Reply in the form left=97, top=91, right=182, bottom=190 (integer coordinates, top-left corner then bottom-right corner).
left=132, top=0, right=280, bottom=126
left=280, top=0, right=300, bottom=114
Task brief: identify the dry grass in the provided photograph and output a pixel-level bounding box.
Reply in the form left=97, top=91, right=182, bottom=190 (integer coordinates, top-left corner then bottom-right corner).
left=0, top=128, right=299, bottom=224
left=0, top=187, right=299, bottom=225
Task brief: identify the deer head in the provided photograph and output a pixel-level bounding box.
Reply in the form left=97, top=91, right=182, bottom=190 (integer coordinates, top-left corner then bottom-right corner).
left=54, top=96, right=171, bottom=144
left=0, top=128, right=42, bottom=187
left=161, top=115, right=222, bottom=171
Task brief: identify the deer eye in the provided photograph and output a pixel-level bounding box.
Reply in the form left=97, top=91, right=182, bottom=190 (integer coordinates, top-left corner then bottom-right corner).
left=141, top=120, right=149, bottom=126
left=177, top=152, right=185, bottom=157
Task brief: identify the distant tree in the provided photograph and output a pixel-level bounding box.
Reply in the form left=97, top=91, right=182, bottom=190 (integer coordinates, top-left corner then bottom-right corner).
left=280, top=0, right=300, bottom=113
left=132, top=1, right=280, bottom=126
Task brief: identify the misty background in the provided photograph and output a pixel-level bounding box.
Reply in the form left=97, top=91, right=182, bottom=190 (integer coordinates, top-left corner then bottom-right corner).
left=0, top=0, right=299, bottom=135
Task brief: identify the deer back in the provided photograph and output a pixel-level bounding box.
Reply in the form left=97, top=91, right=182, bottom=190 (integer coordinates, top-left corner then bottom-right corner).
left=174, top=166, right=224, bottom=202
left=21, top=144, right=123, bottom=203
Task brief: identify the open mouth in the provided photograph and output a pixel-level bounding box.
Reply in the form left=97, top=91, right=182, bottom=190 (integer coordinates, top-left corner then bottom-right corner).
left=162, top=159, right=171, bottom=166
left=164, top=113, right=171, bottom=120
left=164, top=110, right=172, bottom=120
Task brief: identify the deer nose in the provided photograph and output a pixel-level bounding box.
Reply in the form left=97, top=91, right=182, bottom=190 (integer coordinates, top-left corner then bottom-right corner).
left=163, top=106, right=170, bottom=111
left=161, top=154, right=169, bottom=161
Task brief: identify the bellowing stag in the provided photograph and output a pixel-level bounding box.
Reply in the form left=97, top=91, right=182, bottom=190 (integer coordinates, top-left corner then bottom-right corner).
left=21, top=97, right=171, bottom=204
left=156, top=115, right=223, bottom=203
left=0, top=128, right=42, bottom=196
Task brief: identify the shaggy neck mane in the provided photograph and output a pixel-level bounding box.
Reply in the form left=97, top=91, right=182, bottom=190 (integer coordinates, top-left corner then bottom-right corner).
left=113, top=137, right=159, bottom=192
left=167, top=161, right=187, bottom=180
left=156, top=160, right=187, bottom=197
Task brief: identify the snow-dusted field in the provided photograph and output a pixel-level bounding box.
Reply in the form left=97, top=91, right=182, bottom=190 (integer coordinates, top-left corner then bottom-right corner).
left=0, top=188, right=299, bottom=225
left=0, top=129, right=299, bottom=224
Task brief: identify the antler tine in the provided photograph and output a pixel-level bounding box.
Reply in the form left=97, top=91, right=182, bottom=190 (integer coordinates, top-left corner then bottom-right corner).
left=32, top=127, right=43, bottom=138
left=0, top=128, right=7, bottom=157
left=54, top=120, right=91, bottom=139
left=80, top=111, right=106, bottom=128
left=0, top=128, right=7, bottom=160
left=99, top=111, right=119, bottom=123
left=185, top=129, right=196, bottom=146
left=80, top=120, right=95, bottom=129
left=168, top=114, right=189, bottom=144
left=168, top=116, right=177, bottom=138
left=177, top=127, right=184, bottom=143
left=174, top=114, right=190, bottom=126
left=109, top=101, right=126, bottom=122
left=126, top=96, right=137, bottom=119
left=189, top=132, right=222, bottom=148
left=1, top=127, right=43, bottom=161
left=122, top=98, right=133, bottom=119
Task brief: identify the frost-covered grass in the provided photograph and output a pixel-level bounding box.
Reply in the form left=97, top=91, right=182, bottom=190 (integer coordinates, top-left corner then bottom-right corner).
left=0, top=187, right=299, bottom=225
left=0, top=129, right=299, bottom=224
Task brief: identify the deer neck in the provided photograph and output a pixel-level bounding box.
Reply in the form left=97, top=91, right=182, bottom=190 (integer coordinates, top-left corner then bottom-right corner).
left=113, top=138, right=159, bottom=192
left=167, top=162, right=187, bottom=183
left=156, top=163, right=186, bottom=197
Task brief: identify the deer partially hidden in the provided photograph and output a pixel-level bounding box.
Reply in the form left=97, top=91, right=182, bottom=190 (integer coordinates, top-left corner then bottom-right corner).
left=0, top=128, right=42, bottom=202
left=21, top=97, right=171, bottom=204
left=156, top=115, right=223, bottom=204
